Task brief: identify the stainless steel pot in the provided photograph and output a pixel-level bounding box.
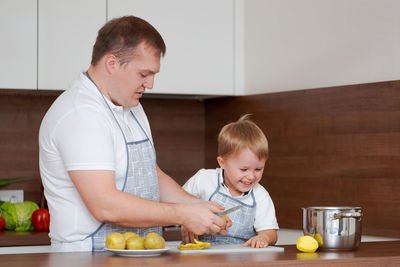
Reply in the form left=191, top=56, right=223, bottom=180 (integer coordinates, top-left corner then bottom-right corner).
left=302, top=206, right=362, bottom=251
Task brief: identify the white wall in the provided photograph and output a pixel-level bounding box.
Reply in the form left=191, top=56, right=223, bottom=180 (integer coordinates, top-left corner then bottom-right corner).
left=241, top=0, right=400, bottom=95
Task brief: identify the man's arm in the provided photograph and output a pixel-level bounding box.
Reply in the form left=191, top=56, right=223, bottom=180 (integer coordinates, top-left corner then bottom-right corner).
left=68, top=169, right=225, bottom=234
left=156, top=164, right=200, bottom=204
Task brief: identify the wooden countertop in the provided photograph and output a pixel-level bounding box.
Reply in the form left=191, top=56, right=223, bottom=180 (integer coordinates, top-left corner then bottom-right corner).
left=0, top=241, right=400, bottom=266
left=0, top=230, right=50, bottom=246
left=0, top=228, right=179, bottom=247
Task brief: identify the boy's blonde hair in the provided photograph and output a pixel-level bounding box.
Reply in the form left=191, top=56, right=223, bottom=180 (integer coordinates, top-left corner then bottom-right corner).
left=218, top=114, right=269, bottom=159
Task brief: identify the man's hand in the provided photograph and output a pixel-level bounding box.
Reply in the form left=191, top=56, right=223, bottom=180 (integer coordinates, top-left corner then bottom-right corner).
left=181, top=211, right=232, bottom=244
left=218, top=215, right=232, bottom=236
left=179, top=201, right=225, bottom=236
left=181, top=225, right=198, bottom=244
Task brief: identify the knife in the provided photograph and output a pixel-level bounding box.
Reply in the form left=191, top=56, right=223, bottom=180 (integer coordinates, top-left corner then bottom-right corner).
left=217, top=205, right=243, bottom=216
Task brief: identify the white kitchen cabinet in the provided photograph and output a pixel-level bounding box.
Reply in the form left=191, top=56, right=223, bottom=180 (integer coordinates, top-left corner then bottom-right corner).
left=0, top=0, right=37, bottom=90
left=241, top=0, right=400, bottom=95
left=108, top=0, right=235, bottom=95
left=38, top=0, right=106, bottom=90
left=6, top=1, right=397, bottom=95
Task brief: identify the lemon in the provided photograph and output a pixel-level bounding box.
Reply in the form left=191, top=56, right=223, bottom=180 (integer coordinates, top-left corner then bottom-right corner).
left=178, top=243, right=201, bottom=250
left=144, top=232, right=165, bottom=249
left=221, top=216, right=227, bottom=230
left=106, top=233, right=126, bottom=249
left=178, top=239, right=211, bottom=250
left=314, top=233, right=323, bottom=247
left=122, top=232, right=139, bottom=240
left=296, top=235, right=319, bottom=253
left=194, top=239, right=211, bottom=249
left=126, top=236, right=145, bottom=250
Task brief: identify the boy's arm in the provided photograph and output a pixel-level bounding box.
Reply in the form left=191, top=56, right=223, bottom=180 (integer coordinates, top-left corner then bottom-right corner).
left=259, top=229, right=277, bottom=245
left=243, top=229, right=277, bottom=248
left=250, top=185, right=279, bottom=247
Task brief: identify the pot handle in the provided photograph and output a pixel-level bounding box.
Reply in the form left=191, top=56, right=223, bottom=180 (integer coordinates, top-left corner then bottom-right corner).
left=333, top=211, right=362, bottom=220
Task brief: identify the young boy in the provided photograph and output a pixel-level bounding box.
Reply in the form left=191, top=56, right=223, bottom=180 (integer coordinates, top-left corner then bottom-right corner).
left=182, top=114, right=279, bottom=248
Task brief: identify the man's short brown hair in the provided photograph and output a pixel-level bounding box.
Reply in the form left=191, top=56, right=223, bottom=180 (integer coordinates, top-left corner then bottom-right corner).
left=218, top=114, right=269, bottom=159
left=91, top=16, right=166, bottom=66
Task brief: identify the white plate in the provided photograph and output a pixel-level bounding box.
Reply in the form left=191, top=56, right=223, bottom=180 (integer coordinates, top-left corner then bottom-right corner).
left=105, top=247, right=170, bottom=257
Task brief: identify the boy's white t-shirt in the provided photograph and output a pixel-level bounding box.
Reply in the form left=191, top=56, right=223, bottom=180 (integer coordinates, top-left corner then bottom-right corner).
left=183, top=168, right=279, bottom=232
left=39, top=73, right=153, bottom=250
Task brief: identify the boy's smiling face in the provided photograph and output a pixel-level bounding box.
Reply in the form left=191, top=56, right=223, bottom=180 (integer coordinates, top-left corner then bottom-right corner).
left=217, top=147, right=267, bottom=197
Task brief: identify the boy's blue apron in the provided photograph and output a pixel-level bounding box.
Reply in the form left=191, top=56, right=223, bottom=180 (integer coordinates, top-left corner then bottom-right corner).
left=85, top=72, right=162, bottom=251
left=199, top=171, right=257, bottom=244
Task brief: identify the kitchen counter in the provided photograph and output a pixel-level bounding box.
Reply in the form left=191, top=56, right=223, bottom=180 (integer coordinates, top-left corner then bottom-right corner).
left=1, top=228, right=399, bottom=255
left=0, top=230, right=50, bottom=246
left=0, top=241, right=399, bottom=266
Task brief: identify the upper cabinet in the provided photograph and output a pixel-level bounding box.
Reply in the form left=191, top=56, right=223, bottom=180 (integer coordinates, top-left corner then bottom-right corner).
left=241, top=0, right=400, bottom=95
left=1, top=0, right=236, bottom=94
left=38, top=0, right=106, bottom=90
left=108, top=0, right=235, bottom=95
left=3, top=1, right=400, bottom=95
left=0, top=0, right=37, bottom=90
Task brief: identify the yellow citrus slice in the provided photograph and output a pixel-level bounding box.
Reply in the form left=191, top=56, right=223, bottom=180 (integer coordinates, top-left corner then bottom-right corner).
left=314, top=233, right=323, bottom=247
left=296, top=235, right=319, bottom=253
left=178, top=239, right=211, bottom=250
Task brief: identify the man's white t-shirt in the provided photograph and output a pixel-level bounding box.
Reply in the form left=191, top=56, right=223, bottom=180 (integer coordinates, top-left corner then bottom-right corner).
left=183, top=168, right=279, bottom=232
left=39, top=73, right=153, bottom=251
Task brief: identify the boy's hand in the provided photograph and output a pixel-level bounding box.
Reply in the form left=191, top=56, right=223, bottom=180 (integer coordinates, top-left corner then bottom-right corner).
left=243, top=235, right=270, bottom=248
left=243, top=229, right=277, bottom=248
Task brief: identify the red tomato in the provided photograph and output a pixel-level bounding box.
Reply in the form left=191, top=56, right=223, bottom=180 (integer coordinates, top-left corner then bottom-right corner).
left=0, top=217, right=5, bottom=230
left=31, top=209, right=50, bottom=231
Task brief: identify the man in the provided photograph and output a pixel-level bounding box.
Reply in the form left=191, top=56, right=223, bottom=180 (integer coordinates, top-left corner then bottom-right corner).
left=39, top=16, right=229, bottom=252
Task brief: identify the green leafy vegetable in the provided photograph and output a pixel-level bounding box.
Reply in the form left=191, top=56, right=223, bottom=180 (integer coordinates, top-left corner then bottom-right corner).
left=0, top=177, right=29, bottom=188
left=0, top=201, right=39, bottom=231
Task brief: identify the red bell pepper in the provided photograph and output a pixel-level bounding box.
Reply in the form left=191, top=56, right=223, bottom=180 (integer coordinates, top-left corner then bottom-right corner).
left=0, top=217, right=5, bottom=230
left=31, top=209, right=50, bottom=231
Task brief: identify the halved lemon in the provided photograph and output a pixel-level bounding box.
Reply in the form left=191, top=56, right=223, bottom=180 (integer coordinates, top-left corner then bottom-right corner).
left=296, top=235, right=319, bottom=253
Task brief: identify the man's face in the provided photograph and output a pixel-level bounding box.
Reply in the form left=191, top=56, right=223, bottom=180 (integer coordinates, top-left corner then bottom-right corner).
left=109, top=42, right=161, bottom=108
